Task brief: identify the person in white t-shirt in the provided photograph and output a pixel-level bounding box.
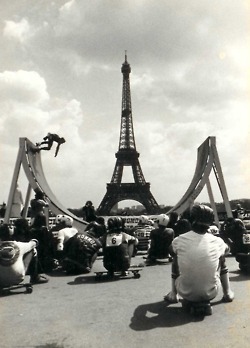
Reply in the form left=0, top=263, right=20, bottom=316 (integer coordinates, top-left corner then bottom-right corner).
left=0, top=225, right=48, bottom=287
left=164, top=204, right=234, bottom=307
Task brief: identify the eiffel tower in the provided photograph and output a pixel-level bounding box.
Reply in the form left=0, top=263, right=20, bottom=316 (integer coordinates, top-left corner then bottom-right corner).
left=97, top=54, right=160, bottom=215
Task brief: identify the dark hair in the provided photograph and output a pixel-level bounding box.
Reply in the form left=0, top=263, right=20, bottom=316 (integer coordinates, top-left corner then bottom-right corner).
left=35, top=190, right=45, bottom=199
left=0, top=224, right=12, bottom=241
left=13, top=218, right=31, bottom=242
left=96, top=216, right=105, bottom=225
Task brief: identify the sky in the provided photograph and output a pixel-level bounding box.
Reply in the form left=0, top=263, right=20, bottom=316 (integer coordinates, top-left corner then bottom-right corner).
left=0, top=0, right=250, bottom=211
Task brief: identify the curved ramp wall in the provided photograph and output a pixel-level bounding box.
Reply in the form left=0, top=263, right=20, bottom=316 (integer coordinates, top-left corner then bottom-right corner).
left=21, top=138, right=87, bottom=231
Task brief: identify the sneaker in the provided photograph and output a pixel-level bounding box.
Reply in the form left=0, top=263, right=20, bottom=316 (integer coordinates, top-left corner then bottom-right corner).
left=222, top=293, right=234, bottom=302
left=30, top=274, right=49, bottom=284
left=164, top=293, right=179, bottom=303
left=121, top=271, right=128, bottom=276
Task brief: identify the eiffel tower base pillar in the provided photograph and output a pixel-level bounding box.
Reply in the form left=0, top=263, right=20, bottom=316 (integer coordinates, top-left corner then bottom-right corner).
left=97, top=183, right=160, bottom=216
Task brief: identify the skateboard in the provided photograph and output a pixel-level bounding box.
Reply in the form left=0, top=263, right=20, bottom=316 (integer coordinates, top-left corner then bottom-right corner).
left=145, top=257, right=171, bottom=266
left=182, top=299, right=213, bottom=316
left=95, top=267, right=142, bottom=281
left=28, top=144, right=40, bottom=155
left=0, top=283, right=33, bottom=295
left=155, top=258, right=172, bottom=264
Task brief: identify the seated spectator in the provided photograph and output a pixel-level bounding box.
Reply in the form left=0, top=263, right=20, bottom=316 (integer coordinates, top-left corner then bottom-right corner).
left=54, top=215, right=101, bottom=274
left=220, top=217, right=246, bottom=255
left=145, top=214, right=174, bottom=265
left=164, top=204, right=234, bottom=311
left=62, top=230, right=102, bottom=274
left=102, top=217, right=138, bottom=277
left=167, top=212, right=179, bottom=230
left=0, top=224, right=48, bottom=287
left=208, top=222, right=220, bottom=237
left=13, top=218, right=32, bottom=242
left=133, top=215, right=154, bottom=253
left=85, top=216, right=107, bottom=238
left=173, top=217, right=192, bottom=237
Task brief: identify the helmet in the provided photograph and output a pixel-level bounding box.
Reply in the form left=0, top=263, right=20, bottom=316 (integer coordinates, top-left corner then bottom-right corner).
left=139, top=215, right=149, bottom=225
left=157, top=214, right=169, bottom=227
left=190, top=204, right=214, bottom=226
left=107, top=217, right=123, bottom=232
left=148, top=219, right=154, bottom=226
left=55, top=214, right=73, bottom=227
left=0, top=241, right=20, bottom=266
left=234, top=218, right=246, bottom=230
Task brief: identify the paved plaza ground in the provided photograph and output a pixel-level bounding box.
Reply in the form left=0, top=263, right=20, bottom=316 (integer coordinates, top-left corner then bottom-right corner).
left=0, top=253, right=249, bottom=348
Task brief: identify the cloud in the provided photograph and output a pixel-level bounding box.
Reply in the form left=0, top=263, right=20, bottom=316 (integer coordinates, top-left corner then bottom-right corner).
left=0, top=70, right=49, bottom=105
left=3, top=18, right=32, bottom=43
left=0, top=0, right=249, bottom=211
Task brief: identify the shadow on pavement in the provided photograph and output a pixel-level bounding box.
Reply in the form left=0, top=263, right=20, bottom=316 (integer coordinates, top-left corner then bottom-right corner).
left=129, top=300, right=223, bottom=330
left=229, top=270, right=250, bottom=282
left=67, top=273, right=141, bottom=285
left=67, top=275, right=96, bottom=285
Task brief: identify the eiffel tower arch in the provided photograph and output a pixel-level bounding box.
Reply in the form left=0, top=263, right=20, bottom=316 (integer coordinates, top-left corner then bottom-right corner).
left=97, top=55, right=160, bottom=215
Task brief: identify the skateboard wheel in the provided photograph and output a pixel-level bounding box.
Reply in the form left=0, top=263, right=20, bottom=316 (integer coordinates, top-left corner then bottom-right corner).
left=134, top=273, right=141, bottom=279
left=205, top=305, right=213, bottom=316
left=26, top=286, right=33, bottom=294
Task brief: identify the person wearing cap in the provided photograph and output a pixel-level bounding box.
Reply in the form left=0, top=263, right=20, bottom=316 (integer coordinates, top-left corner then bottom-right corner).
left=133, top=215, right=155, bottom=254
left=164, top=204, right=234, bottom=313
left=145, top=214, right=174, bottom=265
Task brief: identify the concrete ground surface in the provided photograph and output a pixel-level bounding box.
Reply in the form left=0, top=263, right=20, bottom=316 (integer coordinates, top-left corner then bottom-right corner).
left=0, top=253, right=249, bottom=348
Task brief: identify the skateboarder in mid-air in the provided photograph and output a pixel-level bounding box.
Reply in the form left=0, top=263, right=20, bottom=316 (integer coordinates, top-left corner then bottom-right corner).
left=36, top=133, right=66, bottom=157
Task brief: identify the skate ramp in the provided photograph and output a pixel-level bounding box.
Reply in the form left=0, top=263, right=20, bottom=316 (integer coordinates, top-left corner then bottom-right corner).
left=21, top=138, right=87, bottom=231
left=168, top=137, right=214, bottom=215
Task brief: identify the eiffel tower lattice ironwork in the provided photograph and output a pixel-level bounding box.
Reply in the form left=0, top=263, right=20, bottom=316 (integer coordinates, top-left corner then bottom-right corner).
left=97, top=54, right=160, bottom=215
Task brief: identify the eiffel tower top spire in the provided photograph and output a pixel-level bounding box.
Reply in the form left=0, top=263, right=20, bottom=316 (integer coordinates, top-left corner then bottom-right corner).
left=119, top=52, right=137, bottom=151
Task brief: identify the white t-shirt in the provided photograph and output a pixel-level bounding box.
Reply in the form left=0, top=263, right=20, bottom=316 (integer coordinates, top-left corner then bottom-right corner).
left=0, top=240, right=36, bottom=287
left=57, top=227, right=78, bottom=251
left=172, top=231, right=228, bottom=302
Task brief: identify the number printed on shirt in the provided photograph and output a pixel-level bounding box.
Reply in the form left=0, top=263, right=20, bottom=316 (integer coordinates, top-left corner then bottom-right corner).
left=106, top=234, right=122, bottom=247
